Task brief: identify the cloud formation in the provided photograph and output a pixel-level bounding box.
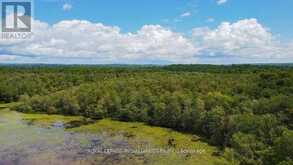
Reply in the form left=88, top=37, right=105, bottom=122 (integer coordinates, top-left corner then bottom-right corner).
left=0, top=18, right=292, bottom=64
left=217, top=0, right=228, bottom=5
left=180, top=12, right=192, bottom=18
left=62, top=3, right=72, bottom=11
left=192, top=18, right=293, bottom=60
left=0, top=55, right=16, bottom=61
left=0, top=20, right=198, bottom=63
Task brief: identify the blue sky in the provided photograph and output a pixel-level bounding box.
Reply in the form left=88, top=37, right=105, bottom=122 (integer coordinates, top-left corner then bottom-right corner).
left=34, top=0, right=293, bottom=39
left=0, top=0, right=293, bottom=64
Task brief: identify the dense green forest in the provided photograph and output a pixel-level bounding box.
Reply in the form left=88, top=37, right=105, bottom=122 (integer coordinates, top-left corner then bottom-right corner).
left=1, top=64, right=292, bottom=165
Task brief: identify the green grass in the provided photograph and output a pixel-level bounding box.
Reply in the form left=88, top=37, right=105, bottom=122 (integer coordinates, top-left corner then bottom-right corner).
left=0, top=102, right=20, bottom=109
left=1, top=103, right=231, bottom=165
left=71, top=119, right=230, bottom=165
left=21, top=113, right=84, bottom=127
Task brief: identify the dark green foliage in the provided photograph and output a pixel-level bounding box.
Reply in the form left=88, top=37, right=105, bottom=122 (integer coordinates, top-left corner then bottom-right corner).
left=271, top=130, right=293, bottom=164
left=1, top=64, right=292, bottom=165
left=232, top=132, right=266, bottom=165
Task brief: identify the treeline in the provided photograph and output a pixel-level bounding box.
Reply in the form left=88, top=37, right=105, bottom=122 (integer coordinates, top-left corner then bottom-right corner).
left=1, top=64, right=292, bottom=102
left=0, top=65, right=161, bottom=102
left=8, top=65, right=293, bottom=165
left=163, top=64, right=293, bottom=73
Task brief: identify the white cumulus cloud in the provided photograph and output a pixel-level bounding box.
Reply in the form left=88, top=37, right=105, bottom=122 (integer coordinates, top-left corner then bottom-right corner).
left=0, top=18, right=292, bottom=64
left=0, top=55, right=17, bottom=61
left=192, top=18, right=293, bottom=59
left=180, top=12, right=191, bottom=18
left=63, top=3, right=72, bottom=11
left=0, top=19, right=199, bottom=63
left=217, top=0, right=227, bottom=5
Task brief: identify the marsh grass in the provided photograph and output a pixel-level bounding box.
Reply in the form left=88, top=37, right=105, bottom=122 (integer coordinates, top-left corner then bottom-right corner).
left=0, top=104, right=229, bottom=165
left=71, top=119, right=229, bottom=165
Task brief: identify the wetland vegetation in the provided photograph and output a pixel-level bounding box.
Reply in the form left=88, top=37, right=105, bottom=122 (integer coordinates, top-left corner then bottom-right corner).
left=0, top=64, right=293, bottom=165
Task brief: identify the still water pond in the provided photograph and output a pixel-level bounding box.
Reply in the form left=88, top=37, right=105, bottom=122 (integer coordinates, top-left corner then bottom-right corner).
left=0, top=109, right=148, bottom=165
left=0, top=107, right=225, bottom=165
